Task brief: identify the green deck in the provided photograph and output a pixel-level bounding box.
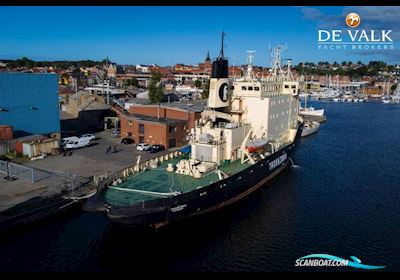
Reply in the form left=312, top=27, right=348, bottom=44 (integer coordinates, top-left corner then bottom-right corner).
left=105, top=155, right=251, bottom=206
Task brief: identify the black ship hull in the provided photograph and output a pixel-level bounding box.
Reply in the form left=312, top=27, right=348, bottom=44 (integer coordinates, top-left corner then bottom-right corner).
left=84, top=123, right=303, bottom=228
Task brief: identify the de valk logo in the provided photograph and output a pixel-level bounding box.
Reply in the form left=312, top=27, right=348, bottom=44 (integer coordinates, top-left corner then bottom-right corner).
left=317, top=12, right=394, bottom=51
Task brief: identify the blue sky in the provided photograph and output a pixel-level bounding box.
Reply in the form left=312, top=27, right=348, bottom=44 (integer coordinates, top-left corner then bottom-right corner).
left=0, top=6, right=399, bottom=66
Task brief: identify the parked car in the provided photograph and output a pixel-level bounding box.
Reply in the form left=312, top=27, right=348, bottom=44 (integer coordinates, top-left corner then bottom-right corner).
left=111, top=129, right=120, bottom=138
left=147, top=144, right=165, bottom=153
left=80, top=134, right=96, bottom=141
left=0, top=155, right=10, bottom=162
left=136, top=143, right=151, bottom=151
left=60, top=136, right=79, bottom=147
left=121, top=138, right=134, bottom=145
left=65, top=138, right=90, bottom=150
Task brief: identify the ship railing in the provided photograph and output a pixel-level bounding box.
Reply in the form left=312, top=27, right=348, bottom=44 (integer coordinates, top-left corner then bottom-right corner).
left=194, top=139, right=225, bottom=146
left=93, top=149, right=183, bottom=188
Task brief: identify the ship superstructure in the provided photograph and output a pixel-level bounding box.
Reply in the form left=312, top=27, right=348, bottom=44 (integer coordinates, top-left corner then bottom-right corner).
left=176, top=42, right=301, bottom=178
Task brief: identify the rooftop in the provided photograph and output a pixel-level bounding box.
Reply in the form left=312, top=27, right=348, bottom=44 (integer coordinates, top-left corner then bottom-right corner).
left=127, top=114, right=186, bottom=125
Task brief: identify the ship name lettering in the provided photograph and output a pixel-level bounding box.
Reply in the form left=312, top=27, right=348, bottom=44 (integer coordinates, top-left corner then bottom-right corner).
left=269, top=153, right=287, bottom=170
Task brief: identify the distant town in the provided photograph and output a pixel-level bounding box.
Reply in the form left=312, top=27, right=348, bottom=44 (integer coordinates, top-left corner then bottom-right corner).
left=1, top=55, right=400, bottom=101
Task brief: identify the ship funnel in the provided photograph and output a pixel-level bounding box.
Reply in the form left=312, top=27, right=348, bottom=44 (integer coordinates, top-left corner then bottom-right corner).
left=211, top=31, right=228, bottom=79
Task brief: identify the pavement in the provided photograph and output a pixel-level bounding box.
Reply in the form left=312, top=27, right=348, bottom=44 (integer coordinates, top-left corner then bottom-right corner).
left=0, top=177, right=57, bottom=212
left=24, top=130, right=170, bottom=179
left=1, top=130, right=173, bottom=213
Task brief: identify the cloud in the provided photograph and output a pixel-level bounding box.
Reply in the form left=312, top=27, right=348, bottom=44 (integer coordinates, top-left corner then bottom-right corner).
left=299, top=7, right=325, bottom=21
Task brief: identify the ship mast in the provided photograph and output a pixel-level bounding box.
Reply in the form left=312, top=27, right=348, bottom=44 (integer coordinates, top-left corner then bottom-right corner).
left=245, top=50, right=255, bottom=81
left=269, top=45, right=286, bottom=81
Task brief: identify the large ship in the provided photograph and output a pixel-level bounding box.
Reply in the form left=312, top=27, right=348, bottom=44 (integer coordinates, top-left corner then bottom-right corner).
left=84, top=34, right=304, bottom=228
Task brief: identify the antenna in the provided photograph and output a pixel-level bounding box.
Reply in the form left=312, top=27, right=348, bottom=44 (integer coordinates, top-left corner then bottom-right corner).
left=246, top=50, right=256, bottom=65
left=218, top=31, right=225, bottom=59
left=245, top=50, right=256, bottom=81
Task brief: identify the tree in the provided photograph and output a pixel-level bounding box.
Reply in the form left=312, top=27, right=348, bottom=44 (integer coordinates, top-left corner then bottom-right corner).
left=125, top=79, right=131, bottom=87
left=131, top=78, right=139, bottom=88
left=148, top=71, right=163, bottom=103
left=194, top=80, right=202, bottom=88
left=202, top=79, right=210, bottom=99
left=155, top=84, right=165, bottom=103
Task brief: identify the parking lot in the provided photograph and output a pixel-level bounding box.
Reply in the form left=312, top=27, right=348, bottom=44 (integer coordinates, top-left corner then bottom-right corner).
left=25, top=130, right=169, bottom=179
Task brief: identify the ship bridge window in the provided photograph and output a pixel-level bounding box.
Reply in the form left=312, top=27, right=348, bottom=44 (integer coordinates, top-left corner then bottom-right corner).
left=284, top=85, right=289, bottom=89
left=248, top=86, right=253, bottom=90
left=291, top=85, right=296, bottom=89
left=242, top=86, right=246, bottom=90
left=254, top=87, right=260, bottom=91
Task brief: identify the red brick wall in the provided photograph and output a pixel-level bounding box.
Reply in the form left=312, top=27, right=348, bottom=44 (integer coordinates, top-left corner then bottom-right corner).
left=119, top=114, right=189, bottom=149
left=128, top=106, right=201, bottom=131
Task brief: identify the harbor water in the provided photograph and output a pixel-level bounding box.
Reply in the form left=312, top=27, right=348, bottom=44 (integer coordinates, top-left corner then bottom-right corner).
left=0, top=100, right=399, bottom=272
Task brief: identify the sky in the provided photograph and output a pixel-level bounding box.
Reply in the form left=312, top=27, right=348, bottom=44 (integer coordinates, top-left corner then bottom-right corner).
left=0, top=6, right=399, bottom=66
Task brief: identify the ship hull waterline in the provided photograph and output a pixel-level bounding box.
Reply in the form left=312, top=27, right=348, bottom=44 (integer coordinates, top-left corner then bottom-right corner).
left=85, top=123, right=303, bottom=229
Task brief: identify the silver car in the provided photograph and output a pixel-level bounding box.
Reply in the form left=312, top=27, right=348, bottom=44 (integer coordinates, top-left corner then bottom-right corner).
left=136, top=143, right=151, bottom=151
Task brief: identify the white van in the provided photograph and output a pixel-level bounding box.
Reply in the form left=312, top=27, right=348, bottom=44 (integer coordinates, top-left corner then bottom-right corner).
left=61, top=136, right=79, bottom=147
left=65, top=138, right=90, bottom=149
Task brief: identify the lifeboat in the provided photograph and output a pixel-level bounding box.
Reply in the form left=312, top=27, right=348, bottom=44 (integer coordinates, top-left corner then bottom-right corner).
left=245, top=138, right=268, bottom=153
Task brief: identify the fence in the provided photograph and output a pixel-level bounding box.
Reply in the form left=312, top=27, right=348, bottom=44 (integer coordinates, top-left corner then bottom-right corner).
left=0, top=160, right=89, bottom=195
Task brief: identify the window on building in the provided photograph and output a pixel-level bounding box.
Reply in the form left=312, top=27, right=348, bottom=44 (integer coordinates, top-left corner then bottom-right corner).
left=139, top=124, right=144, bottom=134
left=285, top=85, right=289, bottom=89
left=254, top=87, right=259, bottom=91
left=169, top=126, right=177, bottom=133
left=128, top=120, right=133, bottom=127
left=231, top=86, right=235, bottom=90
left=291, top=85, right=296, bottom=89
left=242, top=86, right=246, bottom=90
left=128, top=132, right=132, bottom=138
left=248, top=86, right=253, bottom=91
left=139, top=136, right=144, bottom=143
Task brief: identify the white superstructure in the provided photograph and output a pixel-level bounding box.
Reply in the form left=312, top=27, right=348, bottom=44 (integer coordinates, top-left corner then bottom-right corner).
left=176, top=43, right=301, bottom=178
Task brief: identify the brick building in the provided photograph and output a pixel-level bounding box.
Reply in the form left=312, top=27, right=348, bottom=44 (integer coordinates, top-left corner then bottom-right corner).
left=118, top=101, right=205, bottom=149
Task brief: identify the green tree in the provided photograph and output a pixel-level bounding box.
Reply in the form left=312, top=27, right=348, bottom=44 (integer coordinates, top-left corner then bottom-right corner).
left=131, top=78, right=139, bottom=87
left=194, top=80, right=202, bottom=88
left=155, top=84, right=165, bottom=103
left=148, top=71, right=163, bottom=103
left=202, top=79, right=210, bottom=99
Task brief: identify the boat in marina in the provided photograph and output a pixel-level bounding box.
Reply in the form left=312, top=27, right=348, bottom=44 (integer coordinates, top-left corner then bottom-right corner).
left=382, top=79, right=391, bottom=104
left=301, top=121, right=320, bottom=137
left=84, top=36, right=304, bottom=228
left=392, top=83, right=400, bottom=104
left=299, top=93, right=325, bottom=116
